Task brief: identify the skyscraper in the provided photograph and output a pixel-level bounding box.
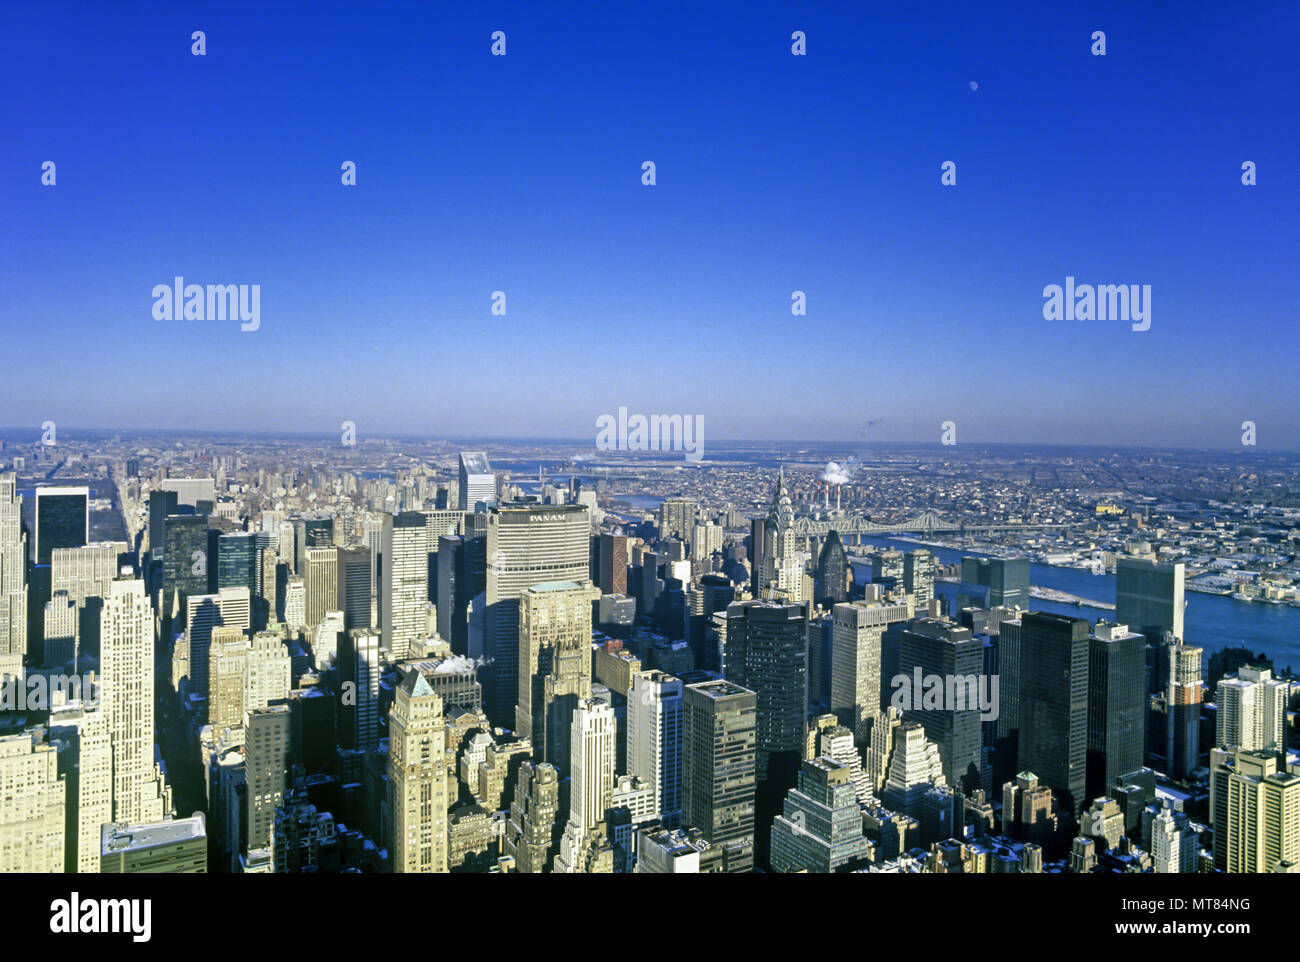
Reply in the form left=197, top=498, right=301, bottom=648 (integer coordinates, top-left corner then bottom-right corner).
left=1116, top=557, right=1185, bottom=642
left=897, top=618, right=986, bottom=793
left=389, top=669, right=449, bottom=873
left=682, top=679, right=756, bottom=873
left=595, top=533, right=629, bottom=596
left=0, top=731, right=65, bottom=872
left=1211, top=748, right=1300, bottom=873
left=769, top=757, right=871, bottom=873
left=503, top=761, right=562, bottom=873
left=0, top=475, right=26, bottom=676
left=100, top=578, right=168, bottom=823
left=815, top=530, right=849, bottom=607
left=1167, top=643, right=1203, bottom=780
left=903, top=550, right=935, bottom=605
left=162, top=513, right=209, bottom=623
left=957, top=557, right=1030, bottom=610
left=516, top=579, right=599, bottom=767
left=304, top=545, right=339, bottom=630
left=336, top=545, right=372, bottom=631
left=756, top=473, right=809, bottom=603
left=628, top=670, right=684, bottom=826
left=724, top=600, right=807, bottom=780
left=830, top=599, right=912, bottom=742
left=458, top=451, right=496, bottom=511
left=480, top=504, right=590, bottom=725
left=1216, top=666, right=1288, bottom=753
left=338, top=628, right=380, bottom=752
left=217, top=531, right=259, bottom=596
left=245, top=705, right=291, bottom=862
left=659, top=497, right=696, bottom=544
left=382, top=512, right=428, bottom=661
left=1086, top=621, right=1146, bottom=801
left=34, top=485, right=89, bottom=565
left=1018, top=612, right=1090, bottom=818
left=555, top=698, right=616, bottom=872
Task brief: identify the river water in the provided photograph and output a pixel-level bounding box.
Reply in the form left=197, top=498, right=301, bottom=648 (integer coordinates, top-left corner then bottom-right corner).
left=849, top=536, right=1300, bottom=675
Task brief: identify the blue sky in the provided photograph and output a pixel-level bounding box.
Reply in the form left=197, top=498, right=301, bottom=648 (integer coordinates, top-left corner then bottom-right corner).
left=3, top=1, right=1298, bottom=448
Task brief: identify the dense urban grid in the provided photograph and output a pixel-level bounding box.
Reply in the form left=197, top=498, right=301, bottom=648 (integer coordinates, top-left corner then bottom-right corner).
left=1, top=431, right=1297, bottom=874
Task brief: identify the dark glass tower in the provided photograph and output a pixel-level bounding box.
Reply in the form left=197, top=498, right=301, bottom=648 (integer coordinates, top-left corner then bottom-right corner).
left=1086, top=622, right=1147, bottom=801
left=162, top=514, right=210, bottom=623
left=815, top=530, right=849, bottom=607
left=1018, top=612, right=1090, bottom=819
left=898, top=618, right=986, bottom=794
left=34, top=487, right=88, bottom=565
left=957, top=557, right=1030, bottom=610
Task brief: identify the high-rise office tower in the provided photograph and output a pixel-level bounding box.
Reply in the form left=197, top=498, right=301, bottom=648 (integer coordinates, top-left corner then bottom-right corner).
left=1211, top=748, right=1300, bottom=873
left=186, top=586, right=251, bottom=696
left=1167, top=644, right=1203, bottom=780
left=503, top=761, right=562, bottom=873
left=749, top=517, right=766, bottom=599
left=283, top=577, right=305, bottom=632
left=957, top=557, right=1030, bottom=610
left=1018, top=612, right=1090, bottom=818
left=628, top=670, right=684, bottom=826
left=437, top=530, right=486, bottom=656
left=162, top=514, right=210, bottom=623
left=815, top=530, right=849, bottom=608
left=1116, top=557, right=1185, bottom=642
left=724, top=600, right=808, bottom=780
left=293, top=515, right=335, bottom=575
left=217, top=531, right=259, bottom=595
left=898, top=618, right=986, bottom=793
left=147, top=489, right=178, bottom=557
left=830, top=600, right=912, bottom=742
left=595, top=533, right=629, bottom=596
left=692, top=522, right=723, bottom=563
left=566, top=698, right=616, bottom=834
left=0, top=731, right=66, bottom=872
left=0, top=475, right=26, bottom=673
left=481, top=504, right=590, bottom=725
left=659, top=497, right=696, bottom=545
left=1086, top=622, right=1146, bottom=802
left=246, top=631, right=291, bottom=712
left=159, top=477, right=216, bottom=510
left=299, top=545, right=337, bottom=632
left=382, top=512, right=427, bottom=661
left=1216, top=666, right=1287, bottom=754
left=209, top=626, right=251, bottom=731
left=689, top=573, right=735, bottom=672
left=259, top=546, right=278, bottom=627
left=34, top=485, right=89, bottom=565
left=338, top=628, right=380, bottom=751
left=100, top=578, right=168, bottom=823
left=46, top=701, right=112, bottom=873
left=903, top=550, right=935, bottom=605
left=43, top=591, right=78, bottom=667
left=245, top=705, right=291, bottom=862
left=458, top=451, right=496, bottom=511
left=881, top=721, right=948, bottom=817
left=1001, top=771, right=1058, bottom=847
left=769, top=757, right=871, bottom=873
left=1149, top=801, right=1200, bottom=874
left=52, top=541, right=121, bottom=655
left=870, top=549, right=904, bottom=587
left=100, top=815, right=207, bottom=873
left=995, top=616, right=1023, bottom=768
left=336, top=545, right=372, bottom=631
left=682, top=679, right=757, bottom=873
left=389, top=669, right=449, bottom=873
left=516, top=580, right=599, bottom=768
left=757, top=473, right=809, bottom=603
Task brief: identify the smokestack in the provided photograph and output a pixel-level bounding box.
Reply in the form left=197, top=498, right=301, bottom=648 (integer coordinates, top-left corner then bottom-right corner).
left=824, top=482, right=830, bottom=509
left=837, top=485, right=842, bottom=512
